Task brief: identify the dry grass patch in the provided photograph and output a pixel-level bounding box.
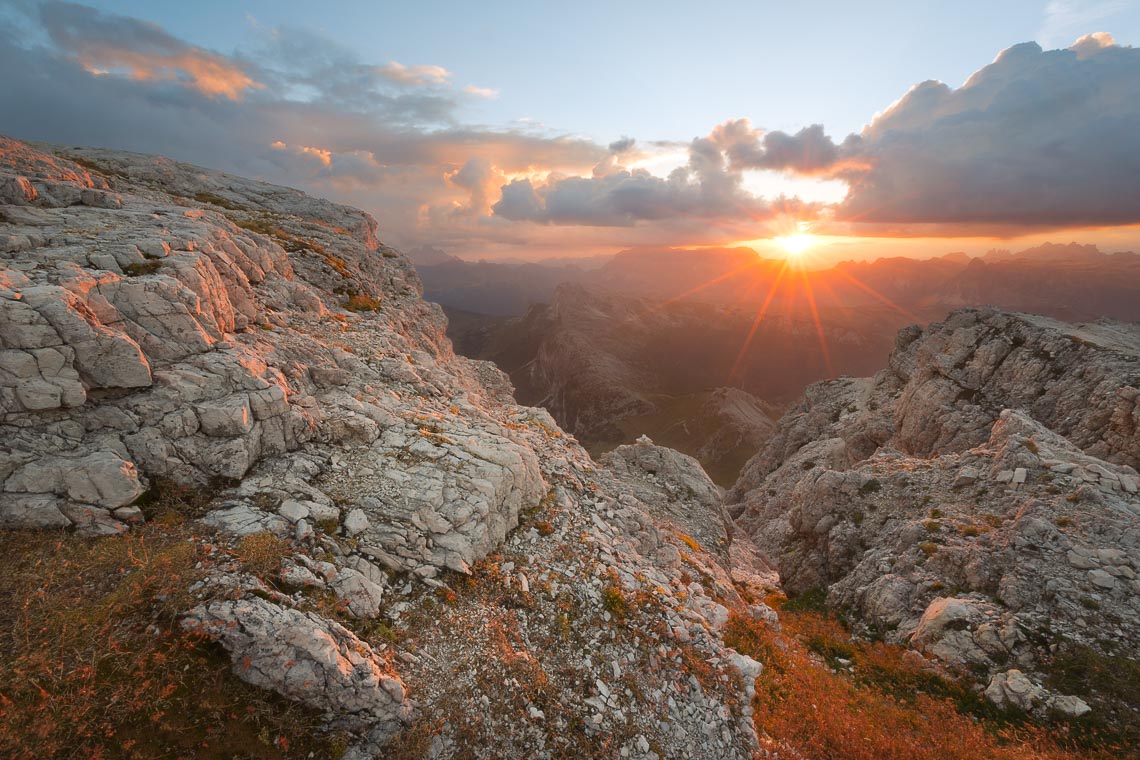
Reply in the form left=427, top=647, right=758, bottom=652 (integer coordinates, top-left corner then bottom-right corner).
left=723, top=606, right=1120, bottom=760
left=0, top=527, right=345, bottom=759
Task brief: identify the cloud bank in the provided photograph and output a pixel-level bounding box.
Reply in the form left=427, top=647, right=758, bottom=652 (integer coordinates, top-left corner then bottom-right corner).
left=833, top=33, right=1140, bottom=230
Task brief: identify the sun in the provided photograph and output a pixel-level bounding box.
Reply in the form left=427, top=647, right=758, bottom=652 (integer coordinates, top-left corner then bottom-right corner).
left=774, top=232, right=816, bottom=256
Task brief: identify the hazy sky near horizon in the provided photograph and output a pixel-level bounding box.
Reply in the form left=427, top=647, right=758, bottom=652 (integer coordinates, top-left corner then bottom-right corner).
left=2, top=0, right=1140, bottom=261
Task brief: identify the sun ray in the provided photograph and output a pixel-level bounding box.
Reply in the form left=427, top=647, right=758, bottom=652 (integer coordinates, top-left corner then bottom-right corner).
left=728, top=260, right=790, bottom=383
left=649, top=260, right=763, bottom=312
left=833, top=269, right=924, bottom=323
left=799, top=267, right=835, bottom=378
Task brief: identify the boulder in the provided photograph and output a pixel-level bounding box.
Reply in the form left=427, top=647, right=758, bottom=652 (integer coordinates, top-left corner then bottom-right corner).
left=183, top=597, right=411, bottom=736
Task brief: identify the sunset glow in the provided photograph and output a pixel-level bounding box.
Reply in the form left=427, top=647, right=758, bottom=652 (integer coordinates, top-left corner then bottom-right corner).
left=774, top=233, right=816, bottom=257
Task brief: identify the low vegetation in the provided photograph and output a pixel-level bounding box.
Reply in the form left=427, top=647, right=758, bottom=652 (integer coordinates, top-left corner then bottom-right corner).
left=724, top=602, right=1127, bottom=760
left=122, top=260, right=162, bottom=276
left=344, top=294, right=384, bottom=312
left=0, top=527, right=347, bottom=759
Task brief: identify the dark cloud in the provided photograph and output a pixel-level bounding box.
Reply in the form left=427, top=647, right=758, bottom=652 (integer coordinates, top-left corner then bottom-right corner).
left=493, top=130, right=812, bottom=226
left=711, top=120, right=840, bottom=174
left=835, top=34, right=1140, bottom=228
left=608, top=136, right=636, bottom=154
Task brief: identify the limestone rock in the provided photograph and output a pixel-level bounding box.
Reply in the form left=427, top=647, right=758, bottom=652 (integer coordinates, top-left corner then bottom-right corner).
left=182, top=597, right=411, bottom=737
left=985, top=669, right=1044, bottom=712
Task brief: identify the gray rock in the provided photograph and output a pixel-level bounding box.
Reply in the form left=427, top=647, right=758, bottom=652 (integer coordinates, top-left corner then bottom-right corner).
left=344, top=508, right=369, bottom=536
left=182, top=597, right=411, bottom=735
left=985, top=670, right=1043, bottom=712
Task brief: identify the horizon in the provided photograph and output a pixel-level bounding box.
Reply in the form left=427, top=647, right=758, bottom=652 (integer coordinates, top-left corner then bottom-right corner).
left=2, top=1, right=1140, bottom=263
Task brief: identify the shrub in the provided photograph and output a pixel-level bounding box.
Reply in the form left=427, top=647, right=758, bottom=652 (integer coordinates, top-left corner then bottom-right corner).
left=919, top=541, right=939, bottom=557
left=132, top=476, right=219, bottom=522
left=678, top=533, right=701, bottom=552
left=235, top=531, right=288, bottom=580
left=344, top=294, right=383, bottom=312
left=746, top=603, right=1116, bottom=760
left=123, top=260, right=162, bottom=276
left=601, top=583, right=628, bottom=620
left=193, top=191, right=245, bottom=210
left=781, top=587, right=828, bottom=614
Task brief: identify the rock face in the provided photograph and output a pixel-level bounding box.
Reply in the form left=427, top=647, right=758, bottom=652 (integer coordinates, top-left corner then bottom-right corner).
left=0, top=135, right=543, bottom=568
left=727, top=308, right=1140, bottom=689
left=601, top=435, right=730, bottom=557
left=1, top=137, right=769, bottom=757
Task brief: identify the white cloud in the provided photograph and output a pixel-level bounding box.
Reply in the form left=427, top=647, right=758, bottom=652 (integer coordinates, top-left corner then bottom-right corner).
left=463, top=84, right=499, bottom=99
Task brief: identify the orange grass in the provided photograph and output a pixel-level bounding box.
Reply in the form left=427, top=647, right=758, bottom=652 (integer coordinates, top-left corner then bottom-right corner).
left=724, top=609, right=1123, bottom=760
left=0, top=527, right=344, bottom=759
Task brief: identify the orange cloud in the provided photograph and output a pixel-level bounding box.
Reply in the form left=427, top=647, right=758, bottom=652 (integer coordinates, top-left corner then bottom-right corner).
left=40, top=1, right=261, bottom=100
left=76, top=47, right=262, bottom=100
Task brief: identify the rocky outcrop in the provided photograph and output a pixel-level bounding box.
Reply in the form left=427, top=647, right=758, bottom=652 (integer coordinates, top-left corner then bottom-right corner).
left=601, top=435, right=729, bottom=556
left=1, top=137, right=769, bottom=757
left=182, top=597, right=412, bottom=738
left=727, top=308, right=1140, bottom=702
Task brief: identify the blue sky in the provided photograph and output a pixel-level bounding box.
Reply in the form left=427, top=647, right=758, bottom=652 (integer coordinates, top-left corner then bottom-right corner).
left=56, top=1, right=1140, bottom=144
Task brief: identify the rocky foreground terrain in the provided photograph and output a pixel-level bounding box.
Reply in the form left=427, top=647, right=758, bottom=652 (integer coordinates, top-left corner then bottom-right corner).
left=1, top=136, right=1137, bottom=758
left=0, top=137, right=779, bottom=758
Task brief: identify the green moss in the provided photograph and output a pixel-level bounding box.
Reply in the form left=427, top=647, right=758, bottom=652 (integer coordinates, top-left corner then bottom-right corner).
left=123, top=261, right=162, bottom=276
left=193, top=191, right=246, bottom=210
left=782, top=587, right=828, bottom=614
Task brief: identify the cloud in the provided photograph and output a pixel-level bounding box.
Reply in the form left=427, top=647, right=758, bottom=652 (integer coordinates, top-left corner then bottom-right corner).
left=0, top=2, right=614, bottom=257
left=376, top=61, right=451, bottom=86
left=9, top=2, right=1134, bottom=257
left=39, top=1, right=261, bottom=100
left=445, top=158, right=504, bottom=216
left=1038, top=1, right=1127, bottom=47
left=831, top=35, right=1140, bottom=229
left=710, top=120, right=841, bottom=174
left=463, top=84, right=499, bottom=99
left=493, top=127, right=814, bottom=226
left=608, top=137, right=636, bottom=154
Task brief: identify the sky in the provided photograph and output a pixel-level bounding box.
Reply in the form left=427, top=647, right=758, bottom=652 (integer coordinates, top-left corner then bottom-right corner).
left=1, top=0, right=1139, bottom=262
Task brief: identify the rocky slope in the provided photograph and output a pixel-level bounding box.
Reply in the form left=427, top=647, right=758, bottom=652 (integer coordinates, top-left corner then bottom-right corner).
left=0, top=136, right=779, bottom=757
left=727, top=308, right=1140, bottom=718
